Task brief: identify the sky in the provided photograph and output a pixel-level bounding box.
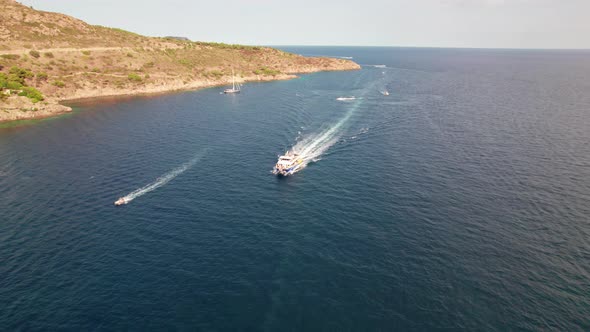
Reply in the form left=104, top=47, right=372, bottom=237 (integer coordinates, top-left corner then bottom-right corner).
left=18, top=0, right=590, bottom=49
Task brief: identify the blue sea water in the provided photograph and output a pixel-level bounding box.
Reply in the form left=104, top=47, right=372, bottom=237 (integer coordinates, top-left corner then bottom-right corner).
left=1, top=47, right=590, bottom=331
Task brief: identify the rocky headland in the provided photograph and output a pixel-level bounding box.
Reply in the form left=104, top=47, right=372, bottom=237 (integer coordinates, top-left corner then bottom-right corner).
left=0, top=0, right=359, bottom=122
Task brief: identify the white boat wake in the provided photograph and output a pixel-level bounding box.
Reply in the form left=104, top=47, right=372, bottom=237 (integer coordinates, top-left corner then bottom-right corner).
left=280, top=98, right=362, bottom=173
left=274, top=70, right=382, bottom=175
left=116, top=150, right=206, bottom=205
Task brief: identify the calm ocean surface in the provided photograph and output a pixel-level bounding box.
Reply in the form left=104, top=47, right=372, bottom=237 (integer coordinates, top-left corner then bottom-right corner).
left=1, top=47, right=589, bottom=331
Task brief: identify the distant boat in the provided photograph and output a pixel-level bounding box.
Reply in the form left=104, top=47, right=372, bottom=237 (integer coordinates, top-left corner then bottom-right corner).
left=381, top=90, right=390, bottom=96
left=114, top=197, right=129, bottom=206
left=223, top=68, right=241, bottom=94
left=336, top=96, right=356, bottom=101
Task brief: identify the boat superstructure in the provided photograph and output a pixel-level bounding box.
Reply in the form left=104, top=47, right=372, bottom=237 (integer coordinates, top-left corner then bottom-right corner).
left=272, top=152, right=304, bottom=176
left=223, top=68, right=241, bottom=94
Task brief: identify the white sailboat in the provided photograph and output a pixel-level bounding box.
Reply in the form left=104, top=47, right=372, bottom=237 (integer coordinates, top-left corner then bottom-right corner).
left=223, top=68, right=241, bottom=94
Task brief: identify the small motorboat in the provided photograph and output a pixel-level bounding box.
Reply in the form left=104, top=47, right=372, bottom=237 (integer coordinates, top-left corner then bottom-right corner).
left=114, top=197, right=129, bottom=206
left=336, top=96, right=356, bottom=101
left=272, top=152, right=304, bottom=176
left=381, top=90, right=390, bottom=96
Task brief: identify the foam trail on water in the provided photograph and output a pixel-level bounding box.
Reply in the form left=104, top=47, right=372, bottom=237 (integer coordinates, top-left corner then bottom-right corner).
left=289, top=98, right=361, bottom=168
left=121, top=150, right=206, bottom=203
left=279, top=70, right=381, bottom=173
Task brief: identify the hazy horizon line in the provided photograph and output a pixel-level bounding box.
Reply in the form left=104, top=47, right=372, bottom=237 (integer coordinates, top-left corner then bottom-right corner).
left=263, top=44, right=590, bottom=51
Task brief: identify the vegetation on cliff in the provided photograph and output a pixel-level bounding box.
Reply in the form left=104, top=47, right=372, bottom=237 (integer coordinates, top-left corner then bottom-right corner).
left=0, top=66, right=44, bottom=102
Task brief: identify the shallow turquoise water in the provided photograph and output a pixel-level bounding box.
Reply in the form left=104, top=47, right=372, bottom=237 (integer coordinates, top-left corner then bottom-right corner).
left=1, top=47, right=589, bottom=330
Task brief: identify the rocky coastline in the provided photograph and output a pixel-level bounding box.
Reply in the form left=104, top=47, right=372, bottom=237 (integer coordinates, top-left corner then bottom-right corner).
left=0, top=0, right=360, bottom=123
left=0, top=64, right=359, bottom=123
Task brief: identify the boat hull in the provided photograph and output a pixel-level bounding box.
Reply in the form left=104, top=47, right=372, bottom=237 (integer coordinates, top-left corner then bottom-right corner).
left=273, top=163, right=303, bottom=176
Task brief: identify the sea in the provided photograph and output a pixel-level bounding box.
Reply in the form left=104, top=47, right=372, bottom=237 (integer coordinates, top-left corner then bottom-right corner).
left=1, top=47, right=589, bottom=331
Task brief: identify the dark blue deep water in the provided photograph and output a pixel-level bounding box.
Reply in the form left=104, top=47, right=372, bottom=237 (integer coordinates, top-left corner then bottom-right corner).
left=1, top=47, right=590, bottom=331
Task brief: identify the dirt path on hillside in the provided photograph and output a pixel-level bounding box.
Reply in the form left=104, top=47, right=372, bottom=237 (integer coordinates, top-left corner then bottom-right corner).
left=60, top=72, right=181, bottom=79
left=1, top=47, right=134, bottom=55
left=1, top=44, right=183, bottom=55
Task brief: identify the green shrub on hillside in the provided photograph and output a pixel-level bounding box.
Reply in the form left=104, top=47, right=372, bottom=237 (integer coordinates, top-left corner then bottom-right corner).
left=36, top=72, right=48, bottom=81
left=194, top=42, right=260, bottom=50
left=0, top=73, right=23, bottom=90
left=53, top=80, right=65, bottom=88
left=44, top=52, right=54, bottom=58
left=177, top=59, right=192, bottom=67
left=204, top=70, right=224, bottom=79
left=5, top=80, right=23, bottom=90
left=0, top=71, right=44, bottom=102
left=18, top=86, right=44, bottom=102
left=82, top=50, right=91, bottom=55
left=127, top=73, right=142, bottom=82
left=29, top=50, right=40, bottom=58
left=1, top=54, right=20, bottom=60
left=2, top=67, right=34, bottom=88
left=10, top=66, right=34, bottom=81
left=253, top=67, right=281, bottom=76
left=0, top=72, right=9, bottom=87
left=102, top=26, right=141, bottom=37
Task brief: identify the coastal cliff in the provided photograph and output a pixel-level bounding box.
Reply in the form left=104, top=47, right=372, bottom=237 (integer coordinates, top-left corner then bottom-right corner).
left=0, top=0, right=360, bottom=122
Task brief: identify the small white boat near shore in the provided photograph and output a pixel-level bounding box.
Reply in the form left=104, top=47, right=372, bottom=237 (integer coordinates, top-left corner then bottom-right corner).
left=223, top=68, right=241, bottom=94
left=336, top=96, right=356, bottom=101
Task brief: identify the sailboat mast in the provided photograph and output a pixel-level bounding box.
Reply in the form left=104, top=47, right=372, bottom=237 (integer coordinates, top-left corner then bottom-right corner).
left=232, top=68, right=235, bottom=90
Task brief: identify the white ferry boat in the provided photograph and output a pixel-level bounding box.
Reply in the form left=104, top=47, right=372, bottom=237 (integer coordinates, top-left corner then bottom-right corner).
left=272, top=152, right=304, bottom=176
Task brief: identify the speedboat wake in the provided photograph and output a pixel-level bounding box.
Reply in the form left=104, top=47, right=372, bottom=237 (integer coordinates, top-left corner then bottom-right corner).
left=114, top=150, right=206, bottom=206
